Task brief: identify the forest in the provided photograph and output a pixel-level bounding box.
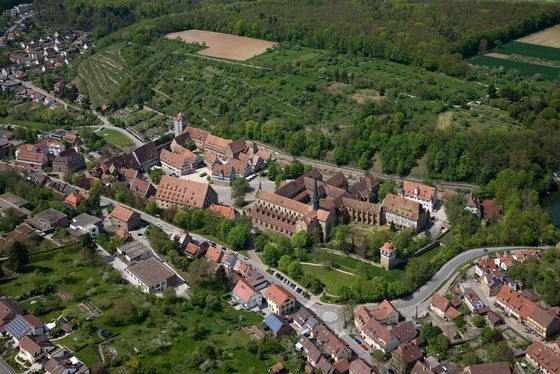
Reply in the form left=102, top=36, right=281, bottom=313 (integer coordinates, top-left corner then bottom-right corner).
left=35, top=0, right=560, bottom=76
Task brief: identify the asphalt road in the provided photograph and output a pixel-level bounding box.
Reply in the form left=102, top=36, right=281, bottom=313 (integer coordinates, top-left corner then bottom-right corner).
left=392, top=245, right=545, bottom=316
left=0, top=358, right=16, bottom=374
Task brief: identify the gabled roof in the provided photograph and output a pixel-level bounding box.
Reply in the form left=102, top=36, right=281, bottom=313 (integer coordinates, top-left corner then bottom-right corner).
left=133, top=142, right=159, bottom=165
left=109, top=205, right=137, bottom=223
left=463, top=362, right=512, bottom=374
left=233, top=279, right=259, bottom=304
left=402, top=181, right=436, bottom=202
left=412, top=361, right=434, bottom=374
left=391, top=321, right=418, bottom=343
left=525, top=342, right=560, bottom=374
left=208, top=203, right=237, bottom=220
left=263, top=284, right=293, bottom=306
left=394, top=343, right=423, bottom=364
left=430, top=293, right=450, bottom=312
left=205, top=246, right=223, bottom=262
left=264, top=313, right=287, bottom=334
left=125, top=257, right=174, bottom=287
left=130, top=177, right=154, bottom=197
left=383, top=193, right=423, bottom=220
left=348, top=358, right=374, bottom=374
left=155, top=176, right=217, bottom=209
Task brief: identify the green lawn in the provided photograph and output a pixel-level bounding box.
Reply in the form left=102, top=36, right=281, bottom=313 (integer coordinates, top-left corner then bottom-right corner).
left=301, top=264, right=355, bottom=295
left=3, top=120, right=58, bottom=131
left=96, top=128, right=134, bottom=147
left=469, top=55, right=560, bottom=80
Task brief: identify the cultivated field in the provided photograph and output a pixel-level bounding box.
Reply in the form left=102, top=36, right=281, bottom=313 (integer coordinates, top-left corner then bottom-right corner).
left=517, top=24, right=560, bottom=48
left=166, top=29, right=277, bottom=61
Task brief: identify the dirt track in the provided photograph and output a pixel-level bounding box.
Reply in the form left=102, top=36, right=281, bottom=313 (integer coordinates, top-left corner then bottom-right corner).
left=517, top=25, right=560, bottom=48
left=166, top=29, right=277, bottom=61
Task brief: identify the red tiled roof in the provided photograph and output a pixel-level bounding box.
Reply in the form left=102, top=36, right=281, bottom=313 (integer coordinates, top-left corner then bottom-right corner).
left=403, top=181, right=436, bottom=202
left=430, top=293, right=450, bottom=312
left=526, top=342, right=560, bottom=374
left=232, top=279, right=258, bottom=304
left=208, top=203, right=237, bottom=220
left=371, top=299, right=397, bottom=321
left=155, top=176, right=216, bottom=209
left=383, top=193, right=423, bottom=220
left=263, top=284, right=293, bottom=307
left=110, top=205, right=137, bottom=223
left=205, top=246, right=223, bottom=262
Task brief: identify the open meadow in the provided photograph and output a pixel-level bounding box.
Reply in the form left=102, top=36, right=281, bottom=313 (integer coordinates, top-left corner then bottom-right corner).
left=166, top=29, right=277, bottom=61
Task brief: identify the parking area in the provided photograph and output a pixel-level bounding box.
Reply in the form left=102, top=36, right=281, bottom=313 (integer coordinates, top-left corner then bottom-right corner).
left=272, top=270, right=306, bottom=296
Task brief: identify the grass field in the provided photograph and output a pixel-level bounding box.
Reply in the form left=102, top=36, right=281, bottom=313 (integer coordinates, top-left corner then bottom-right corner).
left=470, top=55, right=560, bottom=80
left=309, top=252, right=405, bottom=280
left=0, top=119, right=58, bottom=131
left=96, top=128, right=134, bottom=147
left=493, top=41, right=560, bottom=61
left=0, top=246, right=280, bottom=373
left=301, top=264, right=355, bottom=295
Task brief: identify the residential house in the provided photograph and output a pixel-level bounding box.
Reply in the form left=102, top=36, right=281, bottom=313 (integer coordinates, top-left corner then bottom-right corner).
left=69, top=213, right=102, bottom=238
left=230, top=158, right=252, bottom=178
left=208, top=203, right=238, bottom=220
left=184, top=241, right=208, bottom=258
left=52, top=148, right=85, bottom=173
left=132, top=142, right=159, bottom=170
left=109, top=205, right=141, bottom=231
left=463, top=288, right=484, bottom=312
left=324, top=336, right=352, bottom=362
left=124, top=257, right=176, bottom=294
left=18, top=335, right=55, bottom=364
left=263, top=313, right=292, bottom=336
left=205, top=246, right=223, bottom=263
left=381, top=193, right=427, bottom=232
left=525, top=341, right=560, bottom=374
left=5, top=314, right=45, bottom=343
left=349, top=358, right=375, bottom=374
left=26, top=208, right=68, bottom=233
left=117, top=241, right=151, bottom=263
left=392, top=343, right=424, bottom=374
left=299, top=337, right=322, bottom=368
left=263, top=284, right=296, bottom=316
left=357, top=317, right=399, bottom=354
left=44, top=346, right=90, bottom=374
left=155, top=176, right=218, bottom=209
left=160, top=148, right=200, bottom=176
left=480, top=273, right=503, bottom=297
left=0, top=298, right=24, bottom=333
left=64, top=192, right=83, bottom=209
left=232, top=279, right=262, bottom=309
left=15, top=144, right=47, bottom=168
left=462, top=362, right=512, bottom=374
left=401, top=181, right=438, bottom=213
left=119, top=167, right=138, bottom=184
left=171, top=231, right=191, bottom=249
left=391, top=321, right=419, bottom=345
left=212, top=163, right=236, bottom=185
left=430, top=293, right=461, bottom=321
left=129, top=177, right=156, bottom=199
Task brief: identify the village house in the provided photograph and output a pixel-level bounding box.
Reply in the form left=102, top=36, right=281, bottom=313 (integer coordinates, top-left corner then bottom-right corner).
left=117, top=241, right=152, bottom=263
left=263, top=284, right=296, bottom=316
left=208, top=203, right=238, bottom=220
left=44, top=346, right=89, bottom=374
left=411, top=360, right=434, bottom=374
left=349, top=358, right=375, bottom=374
left=119, top=167, right=138, bottom=184
left=0, top=298, right=24, bottom=333
left=18, top=335, right=55, bottom=364
left=496, top=285, right=560, bottom=339
left=129, top=177, right=156, bottom=199
left=5, top=314, right=45, bottom=343
left=232, top=279, right=262, bottom=309
left=160, top=148, right=200, bottom=176
left=15, top=144, right=47, bottom=168
left=124, top=257, right=176, bottom=294
left=525, top=341, right=560, bottom=374
left=68, top=213, right=102, bottom=238
left=356, top=317, right=399, bottom=354
left=462, top=362, right=512, bottom=374
left=429, top=293, right=461, bottom=321
left=109, top=205, right=141, bottom=231
left=392, top=343, right=424, bottom=374
left=354, top=300, right=400, bottom=327
left=401, top=181, right=438, bottom=213
left=211, top=163, right=236, bottom=185
left=463, top=288, right=485, bottom=312
left=381, top=193, right=427, bottom=232
left=155, top=176, right=218, bottom=209
left=184, top=241, right=209, bottom=258
left=263, top=313, right=293, bottom=337
left=230, top=158, right=253, bottom=178
left=174, top=126, right=210, bottom=150
left=52, top=148, right=85, bottom=173
left=132, top=142, right=159, bottom=170
left=348, top=175, right=380, bottom=203
left=64, top=192, right=83, bottom=209
left=26, top=208, right=68, bottom=233
left=205, top=246, right=223, bottom=263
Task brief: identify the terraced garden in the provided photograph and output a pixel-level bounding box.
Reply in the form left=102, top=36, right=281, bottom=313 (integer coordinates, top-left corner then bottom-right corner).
left=109, top=106, right=172, bottom=141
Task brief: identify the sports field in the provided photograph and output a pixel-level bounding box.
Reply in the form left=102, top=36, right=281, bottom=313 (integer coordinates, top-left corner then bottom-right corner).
left=517, top=24, right=560, bottom=48
left=96, top=128, right=134, bottom=147
left=166, top=29, right=277, bottom=61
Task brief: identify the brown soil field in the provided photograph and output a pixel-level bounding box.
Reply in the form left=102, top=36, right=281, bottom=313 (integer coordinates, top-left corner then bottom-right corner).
left=352, top=89, right=384, bottom=104
left=166, top=29, right=277, bottom=61
left=517, top=24, right=560, bottom=48
left=437, top=111, right=454, bottom=129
